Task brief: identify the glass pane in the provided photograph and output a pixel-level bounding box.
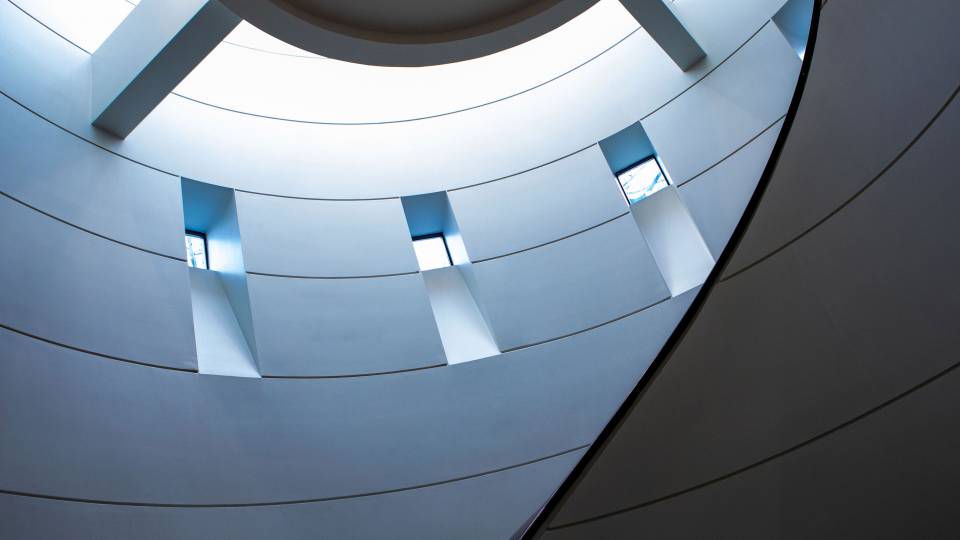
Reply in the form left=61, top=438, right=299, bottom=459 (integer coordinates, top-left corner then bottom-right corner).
left=185, top=234, right=208, bottom=270
left=617, top=157, right=669, bottom=205
left=412, top=236, right=451, bottom=271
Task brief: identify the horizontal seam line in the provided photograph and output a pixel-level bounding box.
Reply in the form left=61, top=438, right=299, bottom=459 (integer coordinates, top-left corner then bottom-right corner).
left=0, top=91, right=179, bottom=177
left=448, top=22, right=769, bottom=195
left=240, top=110, right=788, bottom=268
left=546, top=356, right=960, bottom=530
left=502, top=295, right=673, bottom=353
left=0, top=104, right=780, bottom=269
left=261, top=363, right=445, bottom=379
left=720, top=82, right=960, bottom=282
left=167, top=19, right=766, bottom=128
left=0, top=323, right=196, bottom=372
left=1, top=191, right=185, bottom=261
left=677, top=113, right=787, bottom=187
left=473, top=212, right=630, bottom=263
left=234, top=189, right=399, bottom=201
left=10, top=0, right=639, bottom=126
left=173, top=19, right=767, bottom=192
left=526, top=5, right=822, bottom=534
left=0, top=444, right=589, bottom=508
left=168, top=27, right=644, bottom=126
left=639, top=20, right=770, bottom=122
left=6, top=0, right=88, bottom=52
left=448, top=145, right=595, bottom=192
left=467, top=111, right=788, bottom=266
left=1, top=2, right=768, bottom=200
left=1, top=290, right=677, bottom=377
left=246, top=270, right=419, bottom=280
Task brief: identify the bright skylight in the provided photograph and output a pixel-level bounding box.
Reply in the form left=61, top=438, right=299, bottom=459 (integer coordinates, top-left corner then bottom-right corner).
left=173, top=0, right=638, bottom=123
left=617, top=157, right=669, bottom=205
left=185, top=232, right=208, bottom=269
left=9, top=0, right=319, bottom=55
left=13, top=0, right=637, bottom=122
left=413, top=236, right=452, bottom=272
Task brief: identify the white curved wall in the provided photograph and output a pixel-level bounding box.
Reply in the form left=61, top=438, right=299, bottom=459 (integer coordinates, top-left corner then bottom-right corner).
left=0, top=0, right=792, bottom=197
left=0, top=0, right=803, bottom=535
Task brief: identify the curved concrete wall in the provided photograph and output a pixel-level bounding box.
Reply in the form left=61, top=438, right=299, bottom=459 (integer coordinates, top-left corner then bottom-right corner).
left=534, top=0, right=960, bottom=537
left=0, top=0, right=803, bottom=536
left=0, top=0, right=793, bottom=197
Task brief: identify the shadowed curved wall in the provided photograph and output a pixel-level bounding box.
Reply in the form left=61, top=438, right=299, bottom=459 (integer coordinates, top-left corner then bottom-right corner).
left=531, top=0, right=960, bottom=537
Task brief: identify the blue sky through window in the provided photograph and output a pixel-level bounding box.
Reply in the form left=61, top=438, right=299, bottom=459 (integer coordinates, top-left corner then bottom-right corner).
left=185, top=233, right=208, bottom=269
left=617, top=157, right=668, bottom=205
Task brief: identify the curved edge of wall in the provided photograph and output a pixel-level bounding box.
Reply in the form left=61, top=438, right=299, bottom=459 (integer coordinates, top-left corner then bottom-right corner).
left=521, top=0, right=821, bottom=536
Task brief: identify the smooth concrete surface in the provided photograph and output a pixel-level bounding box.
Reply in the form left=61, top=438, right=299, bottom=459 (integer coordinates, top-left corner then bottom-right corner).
left=532, top=1, right=960, bottom=536
left=642, top=22, right=799, bottom=186
left=204, top=192, right=261, bottom=368
left=449, top=146, right=628, bottom=261
left=246, top=272, right=447, bottom=376
left=0, top=0, right=803, bottom=534
left=727, top=0, right=960, bottom=276
left=421, top=265, right=500, bottom=364
left=172, top=0, right=636, bottom=122
left=189, top=267, right=260, bottom=378
left=0, top=289, right=695, bottom=504
left=236, top=193, right=420, bottom=277
left=0, top=96, right=184, bottom=259
left=629, top=185, right=713, bottom=296
left=542, top=363, right=960, bottom=539
left=0, top=0, right=791, bottom=198
left=0, top=195, right=197, bottom=371
left=0, top=449, right=585, bottom=540
left=678, top=118, right=782, bottom=258
left=469, top=214, right=670, bottom=351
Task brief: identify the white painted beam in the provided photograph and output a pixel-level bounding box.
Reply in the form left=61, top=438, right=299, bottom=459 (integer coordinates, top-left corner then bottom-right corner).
left=91, top=0, right=240, bottom=138
left=619, top=0, right=705, bottom=70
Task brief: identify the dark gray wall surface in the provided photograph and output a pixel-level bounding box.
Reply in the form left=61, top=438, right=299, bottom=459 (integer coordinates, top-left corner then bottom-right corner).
left=728, top=0, right=960, bottom=274
left=543, top=362, right=960, bottom=540
left=533, top=0, right=960, bottom=536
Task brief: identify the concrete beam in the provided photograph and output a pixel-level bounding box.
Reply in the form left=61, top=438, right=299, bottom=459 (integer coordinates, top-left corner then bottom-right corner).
left=91, top=0, right=240, bottom=138
left=619, top=0, right=705, bottom=70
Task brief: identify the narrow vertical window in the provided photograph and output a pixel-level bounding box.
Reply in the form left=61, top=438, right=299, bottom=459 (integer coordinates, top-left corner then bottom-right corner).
left=185, top=231, right=208, bottom=269
left=617, top=156, right=669, bottom=205
left=412, top=234, right=452, bottom=271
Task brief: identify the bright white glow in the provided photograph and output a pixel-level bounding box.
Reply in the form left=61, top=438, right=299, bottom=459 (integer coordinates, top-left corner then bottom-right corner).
left=185, top=233, right=208, bottom=269
left=617, top=157, right=669, bottom=205
left=10, top=0, right=318, bottom=56
left=174, top=0, right=638, bottom=122
left=413, top=236, right=451, bottom=272
left=14, top=0, right=637, bottom=122
left=10, top=0, right=134, bottom=51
